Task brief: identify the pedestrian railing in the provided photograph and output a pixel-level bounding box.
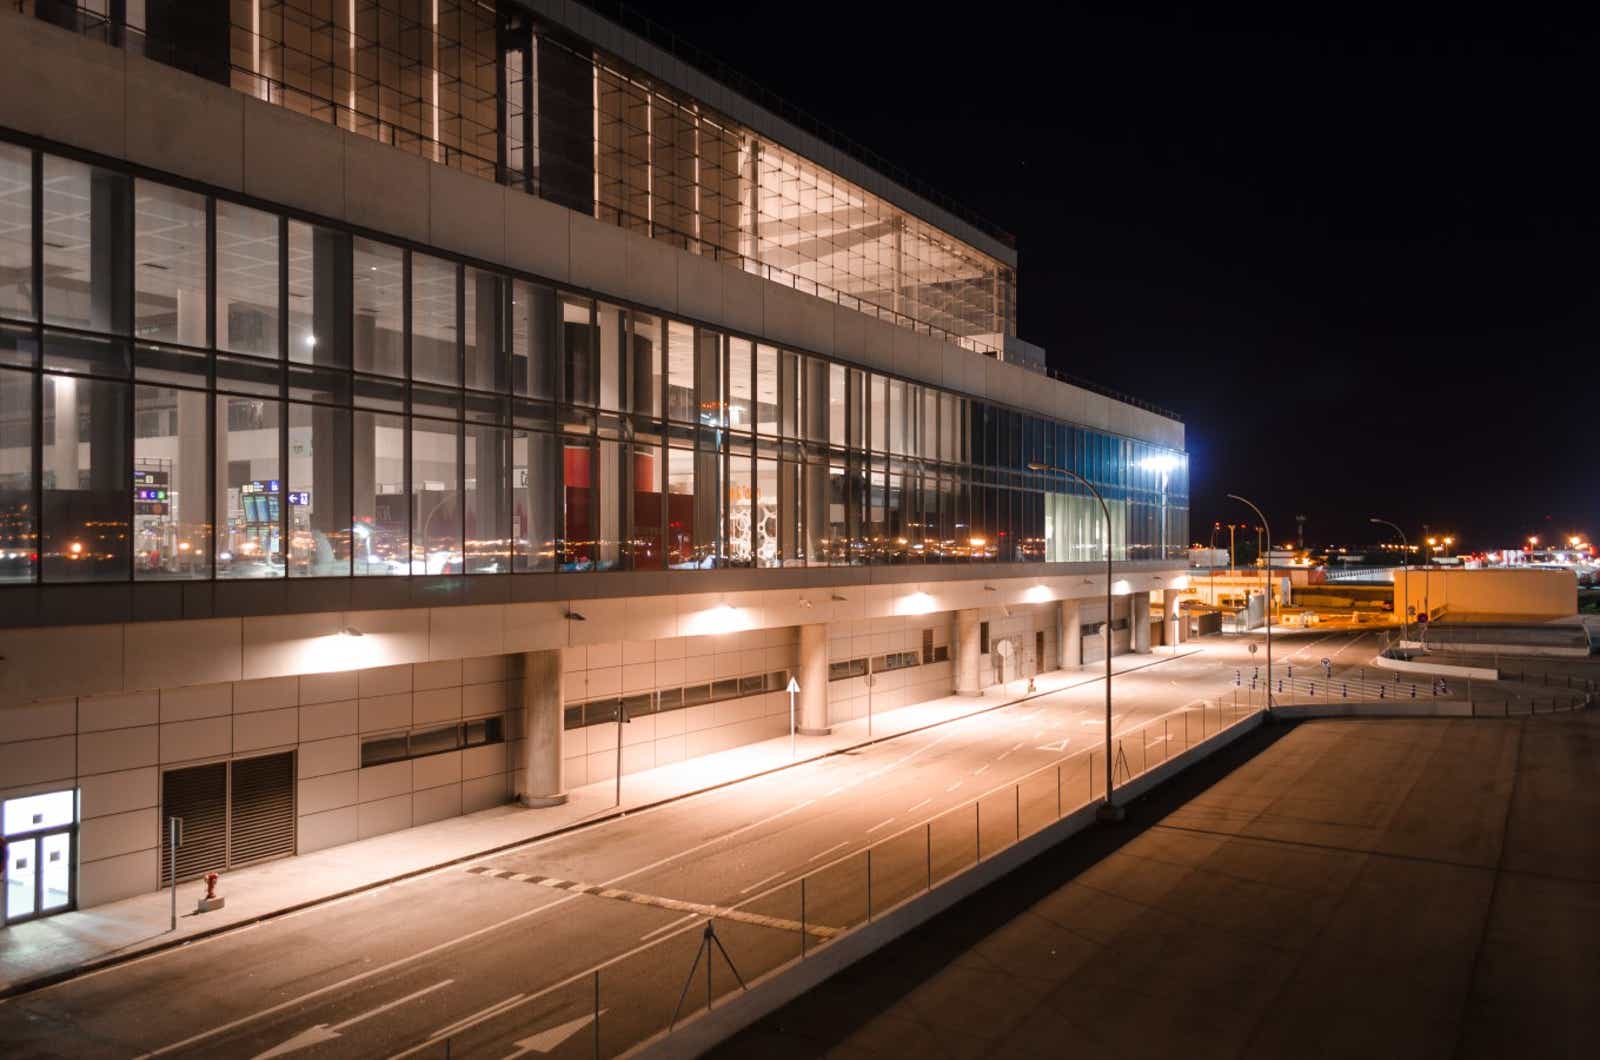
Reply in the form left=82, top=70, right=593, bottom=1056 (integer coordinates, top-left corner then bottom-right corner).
left=403, top=696, right=1264, bottom=1058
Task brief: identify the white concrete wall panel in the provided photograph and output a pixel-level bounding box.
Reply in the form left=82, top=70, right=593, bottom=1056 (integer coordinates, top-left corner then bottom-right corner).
left=0, top=697, right=76, bottom=742
left=297, top=735, right=357, bottom=779
left=159, top=717, right=231, bottom=765
left=77, top=690, right=159, bottom=733
left=0, top=735, right=76, bottom=789
left=159, top=682, right=233, bottom=723
left=428, top=164, right=507, bottom=266
left=78, top=766, right=158, bottom=821
left=78, top=806, right=157, bottom=863
left=505, top=189, right=572, bottom=282
left=298, top=700, right=357, bottom=742
left=568, top=213, right=628, bottom=295
left=298, top=805, right=358, bottom=853
left=241, top=96, right=346, bottom=221
left=345, top=134, right=430, bottom=245
left=124, top=54, right=244, bottom=192
left=357, top=793, right=412, bottom=839
left=297, top=771, right=357, bottom=817
left=78, top=726, right=158, bottom=776
left=233, top=676, right=299, bottom=714
left=78, top=848, right=157, bottom=908
left=233, top=707, right=299, bottom=753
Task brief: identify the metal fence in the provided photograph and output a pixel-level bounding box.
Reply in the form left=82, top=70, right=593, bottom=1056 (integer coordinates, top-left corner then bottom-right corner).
left=401, top=697, right=1263, bottom=1058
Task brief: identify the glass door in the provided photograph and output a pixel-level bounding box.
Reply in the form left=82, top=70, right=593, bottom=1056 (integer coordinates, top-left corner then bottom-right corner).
left=3, top=790, right=78, bottom=924
left=6, top=837, right=36, bottom=921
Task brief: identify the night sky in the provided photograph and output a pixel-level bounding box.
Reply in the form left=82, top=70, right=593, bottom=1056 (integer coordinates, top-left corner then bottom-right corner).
left=623, top=2, right=1598, bottom=552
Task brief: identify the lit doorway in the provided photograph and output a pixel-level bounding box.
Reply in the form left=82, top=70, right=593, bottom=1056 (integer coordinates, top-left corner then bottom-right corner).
left=3, top=790, right=78, bottom=924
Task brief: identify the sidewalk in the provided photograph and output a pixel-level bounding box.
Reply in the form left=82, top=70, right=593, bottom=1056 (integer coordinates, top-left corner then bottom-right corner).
left=0, top=648, right=1204, bottom=996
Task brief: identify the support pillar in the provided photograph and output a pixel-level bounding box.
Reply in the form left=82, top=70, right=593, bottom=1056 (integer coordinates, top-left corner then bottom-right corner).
left=1059, top=600, right=1081, bottom=668
left=1132, top=593, right=1152, bottom=654
left=1162, top=588, right=1180, bottom=648
left=955, top=608, right=982, bottom=695
left=519, top=649, right=567, bottom=807
left=797, top=623, right=830, bottom=735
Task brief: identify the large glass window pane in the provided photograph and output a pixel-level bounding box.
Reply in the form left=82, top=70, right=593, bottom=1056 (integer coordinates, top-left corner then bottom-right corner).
left=696, top=330, right=724, bottom=428
left=726, top=446, right=752, bottom=566
left=43, top=156, right=131, bottom=335
left=42, top=373, right=128, bottom=581
left=803, top=459, right=828, bottom=566
left=510, top=280, right=555, bottom=400
left=352, top=238, right=403, bottom=377
left=464, top=268, right=507, bottom=393
left=216, top=396, right=283, bottom=579
left=754, top=344, right=778, bottom=436
left=288, top=403, right=351, bottom=576
left=465, top=422, right=510, bottom=572
left=596, top=302, right=624, bottom=411
left=134, top=385, right=209, bottom=579
left=727, top=337, right=752, bottom=432
left=665, top=321, right=694, bottom=422
left=354, top=410, right=407, bottom=575
left=629, top=440, right=662, bottom=570
left=828, top=363, right=845, bottom=446
left=594, top=436, right=623, bottom=570
left=411, top=253, right=459, bottom=386
left=629, top=312, right=660, bottom=418
left=779, top=349, right=799, bottom=438
left=411, top=418, right=460, bottom=574
left=288, top=220, right=349, bottom=367
left=755, top=455, right=778, bottom=567
left=666, top=446, right=696, bottom=568
left=0, top=145, right=32, bottom=320
left=134, top=181, right=208, bottom=347
left=561, top=296, right=595, bottom=406
left=216, top=201, right=279, bottom=358
left=0, top=367, right=35, bottom=583
left=513, top=428, right=556, bottom=572
left=869, top=374, right=887, bottom=453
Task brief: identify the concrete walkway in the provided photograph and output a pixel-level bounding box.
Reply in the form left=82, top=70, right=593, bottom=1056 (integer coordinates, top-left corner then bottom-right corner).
left=0, top=648, right=1202, bottom=995
left=715, top=709, right=1600, bottom=1059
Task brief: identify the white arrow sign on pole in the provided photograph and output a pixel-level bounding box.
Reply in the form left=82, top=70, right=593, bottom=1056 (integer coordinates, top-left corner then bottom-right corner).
left=253, top=980, right=453, bottom=1059
left=786, top=675, right=801, bottom=758
left=507, top=1009, right=607, bottom=1056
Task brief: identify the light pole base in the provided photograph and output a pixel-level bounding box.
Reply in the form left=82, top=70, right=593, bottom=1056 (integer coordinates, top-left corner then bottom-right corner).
left=1095, top=801, right=1126, bottom=824
left=797, top=726, right=832, bottom=736
left=520, top=792, right=568, bottom=808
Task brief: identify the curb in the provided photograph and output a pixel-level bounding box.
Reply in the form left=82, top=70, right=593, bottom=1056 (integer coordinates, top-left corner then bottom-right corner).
left=0, top=649, right=1204, bottom=1001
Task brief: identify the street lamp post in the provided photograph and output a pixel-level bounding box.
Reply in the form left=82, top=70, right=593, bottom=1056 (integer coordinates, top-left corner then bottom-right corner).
left=1030, top=462, right=1122, bottom=821
left=1370, top=517, right=1410, bottom=647
left=1228, top=495, right=1274, bottom=717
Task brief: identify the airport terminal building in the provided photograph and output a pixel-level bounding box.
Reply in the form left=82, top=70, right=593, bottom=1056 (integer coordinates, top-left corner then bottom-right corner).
left=0, top=1, right=1188, bottom=920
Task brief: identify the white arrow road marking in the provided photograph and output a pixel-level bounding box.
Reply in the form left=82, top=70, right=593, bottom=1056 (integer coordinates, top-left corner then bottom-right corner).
left=1036, top=738, right=1071, bottom=753
left=505, top=1010, right=606, bottom=1057
left=252, top=980, right=453, bottom=1059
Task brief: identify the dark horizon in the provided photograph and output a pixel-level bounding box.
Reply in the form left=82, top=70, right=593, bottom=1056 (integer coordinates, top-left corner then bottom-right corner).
left=623, top=2, right=1598, bottom=552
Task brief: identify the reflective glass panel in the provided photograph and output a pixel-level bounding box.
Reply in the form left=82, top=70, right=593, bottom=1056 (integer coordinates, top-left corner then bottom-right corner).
left=0, top=366, right=34, bottom=583
left=411, top=417, right=460, bottom=573
left=352, top=238, right=403, bottom=377
left=216, top=201, right=280, bottom=358
left=133, top=181, right=207, bottom=346
left=216, top=396, right=283, bottom=579
left=411, top=253, right=458, bottom=385
left=41, top=373, right=129, bottom=581
left=354, top=410, right=407, bottom=575
left=42, top=156, right=131, bottom=335
left=134, top=385, right=210, bottom=579
left=288, top=402, right=352, bottom=576
left=0, top=144, right=31, bottom=320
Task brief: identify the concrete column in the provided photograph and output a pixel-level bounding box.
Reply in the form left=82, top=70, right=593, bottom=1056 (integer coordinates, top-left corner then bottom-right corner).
left=1132, top=593, right=1152, bottom=654
left=1163, top=588, right=1180, bottom=648
left=797, top=623, right=831, bottom=735
left=954, top=608, right=982, bottom=695
left=519, top=649, right=567, bottom=807
left=1059, top=600, right=1082, bottom=668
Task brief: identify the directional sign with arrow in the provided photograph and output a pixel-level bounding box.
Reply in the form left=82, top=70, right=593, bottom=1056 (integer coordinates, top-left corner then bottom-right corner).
left=253, top=980, right=453, bottom=1059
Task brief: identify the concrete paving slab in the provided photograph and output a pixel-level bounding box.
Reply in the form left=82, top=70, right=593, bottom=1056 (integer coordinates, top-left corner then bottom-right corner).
left=714, top=709, right=1600, bottom=1060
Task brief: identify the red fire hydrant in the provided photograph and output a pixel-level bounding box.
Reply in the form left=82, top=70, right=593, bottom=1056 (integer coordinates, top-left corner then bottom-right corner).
left=197, top=871, right=225, bottom=912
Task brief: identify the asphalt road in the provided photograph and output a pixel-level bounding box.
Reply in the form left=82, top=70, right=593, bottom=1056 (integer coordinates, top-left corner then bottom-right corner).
left=0, top=631, right=1386, bottom=1060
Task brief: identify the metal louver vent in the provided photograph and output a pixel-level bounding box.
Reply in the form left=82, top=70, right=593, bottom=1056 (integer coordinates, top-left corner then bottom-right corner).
left=160, top=763, right=226, bottom=887
left=228, top=752, right=295, bottom=868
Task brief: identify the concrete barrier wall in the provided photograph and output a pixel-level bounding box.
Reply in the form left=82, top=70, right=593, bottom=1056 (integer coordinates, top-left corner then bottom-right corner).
left=1394, top=568, right=1576, bottom=619
left=1372, top=654, right=1499, bottom=681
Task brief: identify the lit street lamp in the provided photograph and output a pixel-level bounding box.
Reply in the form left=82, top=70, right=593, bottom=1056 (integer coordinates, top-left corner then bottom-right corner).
left=1228, top=494, right=1274, bottom=716
left=1030, top=462, right=1121, bottom=821
left=1371, top=517, right=1410, bottom=646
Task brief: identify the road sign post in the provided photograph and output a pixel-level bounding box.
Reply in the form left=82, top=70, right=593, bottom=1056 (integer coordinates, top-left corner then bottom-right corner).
left=167, top=816, right=183, bottom=931
left=786, top=675, right=800, bottom=758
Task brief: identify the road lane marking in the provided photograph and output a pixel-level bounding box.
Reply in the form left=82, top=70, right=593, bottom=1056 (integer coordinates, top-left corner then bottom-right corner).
left=252, top=980, right=454, bottom=1059
left=466, top=867, right=835, bottom=939
left=973, top=764, right=990, bottom=775
left=824, top=786, right=845, bottom=797
left=737, top=871, right=786, bottom=896
left=946, top=781, right=962, bottom=792
left=639, top=913, right=697, bottom=941
left=865, top=817, right=896, bottom=833
left=431, top=993, right=526, bottom=1041
left=907, top=798, right=932, bottom=813
left=808, top=841, right=850, bottom=863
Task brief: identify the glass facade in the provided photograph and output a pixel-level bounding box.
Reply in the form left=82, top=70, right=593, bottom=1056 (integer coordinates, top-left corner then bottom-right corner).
left=31, top=1, right=1015, bottom=356
left=0, top=139, right=1186, bottom=586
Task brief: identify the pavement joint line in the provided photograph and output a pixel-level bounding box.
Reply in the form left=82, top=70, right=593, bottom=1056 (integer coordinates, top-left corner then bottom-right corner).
left=3, top=648, right=1211, bottom=1008
left=465, top=868, right=836, bottom=939
left=946, top=781, right=963, bottom=792
left=808, top=841, right=851, bottom=863
left=907, top=798, right=932, bottom=813
left=866, top=817, right=896, bottom=833
left=738, top=871, right=787, bottom=896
